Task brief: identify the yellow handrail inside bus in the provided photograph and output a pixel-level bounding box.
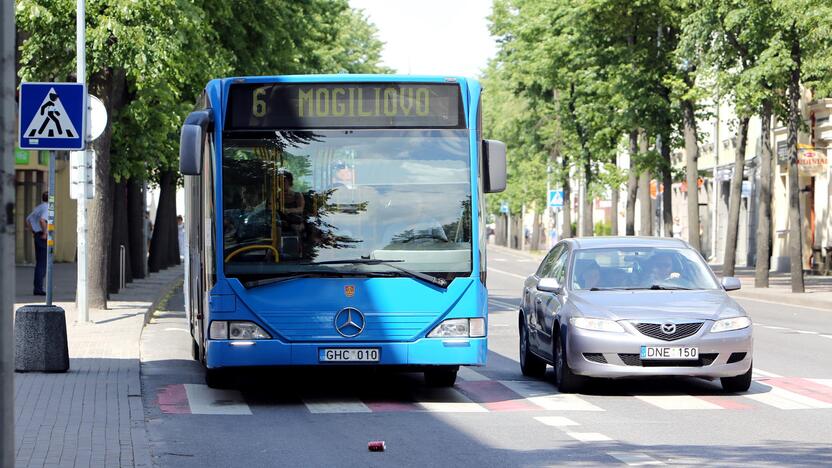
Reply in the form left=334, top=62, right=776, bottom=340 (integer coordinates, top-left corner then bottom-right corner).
left=224, top=244, right=279, bottom=263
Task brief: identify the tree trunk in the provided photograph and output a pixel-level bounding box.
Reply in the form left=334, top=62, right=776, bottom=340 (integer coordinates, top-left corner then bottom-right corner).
left=582, top=159, right=593, bottom=236
left=148, top=170, right=178, bottom=272
left=127, top=179, right=146, bottom=279
left=786, top=31, right=805, bottom=293
left=625, top=130, right=638, bottom=235
left=531, top=211, right=541, bottom=251
left=611, top=152, right=619, bottom=236
left=108, top=180, right=131, bottom=294
left=658, top=133, right=673, bottom=237
left=638, top=132, right=651, bottom=236
left=723, top=116, right=750, bottom=277
left=87, top=69, right=127, bottom=309
left=561, top=157, right=572, bottom=239
left=754, top=100, right=773, bottom=287
left=682, top=99, right=701, bottom=251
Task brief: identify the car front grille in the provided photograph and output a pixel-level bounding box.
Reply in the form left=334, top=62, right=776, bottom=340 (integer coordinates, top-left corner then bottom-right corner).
left=583, top=353, right=607, bottom=364
left=618, top=353, right=718, bottom=367
left=633, top=322, right=704, bottom=341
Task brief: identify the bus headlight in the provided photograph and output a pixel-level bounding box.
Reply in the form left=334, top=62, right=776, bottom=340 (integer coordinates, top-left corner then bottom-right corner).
left=428, top=318, right=486, bottom=338
left=209, top=321, right=271, bottom=340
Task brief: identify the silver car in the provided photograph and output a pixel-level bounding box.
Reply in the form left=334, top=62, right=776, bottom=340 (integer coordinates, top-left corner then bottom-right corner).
left=518, top=237, right=753, bottom=393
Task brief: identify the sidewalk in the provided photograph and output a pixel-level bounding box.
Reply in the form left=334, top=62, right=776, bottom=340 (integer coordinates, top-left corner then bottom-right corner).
left=13, top=262, right=183, bottom=468
left=489, top=244, right=832, bottom=309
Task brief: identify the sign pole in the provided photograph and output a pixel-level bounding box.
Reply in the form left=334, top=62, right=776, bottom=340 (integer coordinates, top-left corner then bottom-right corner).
left=1, top=0, right=17, bottom=460
left=76, top=0, right=89, bottom=322
left=46, top=151, right=56, bottom=305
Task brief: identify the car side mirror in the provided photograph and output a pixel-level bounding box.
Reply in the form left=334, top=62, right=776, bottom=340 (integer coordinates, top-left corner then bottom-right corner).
left=537, top=277, right=562, bottom=294
left=482, top=139, right=506, bottom=193
left=721, top=277, right=741, bottom=291
left=180, top=109, right=213, bottom=176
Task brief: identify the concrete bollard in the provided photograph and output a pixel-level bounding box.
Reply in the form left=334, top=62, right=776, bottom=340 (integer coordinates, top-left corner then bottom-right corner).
left=14, top=304, right=69, bottom=372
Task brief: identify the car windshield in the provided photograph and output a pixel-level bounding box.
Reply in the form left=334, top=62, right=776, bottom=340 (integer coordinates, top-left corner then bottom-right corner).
left=570, top=247, right=719, bottom=291
left=221, top=129, right=472, bottom=281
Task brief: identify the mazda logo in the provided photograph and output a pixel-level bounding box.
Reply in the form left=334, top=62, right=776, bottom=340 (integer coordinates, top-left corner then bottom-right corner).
left=661, top=322, right=677, bottom=335
left=334, top=307, right=365, bottom=338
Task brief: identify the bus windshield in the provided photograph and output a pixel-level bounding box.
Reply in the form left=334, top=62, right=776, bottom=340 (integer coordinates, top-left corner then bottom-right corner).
left=221, top=129, right=472, bottom=281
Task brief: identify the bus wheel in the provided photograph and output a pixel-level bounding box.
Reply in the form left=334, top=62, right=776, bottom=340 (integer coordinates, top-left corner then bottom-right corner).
left=424, top=366, right=458, bottom=387
left=205, top=368, right=231, bottom=389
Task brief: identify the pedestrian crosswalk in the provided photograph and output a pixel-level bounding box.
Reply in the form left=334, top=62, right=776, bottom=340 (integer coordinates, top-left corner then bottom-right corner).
left=155, top=373, right=832, bottom=416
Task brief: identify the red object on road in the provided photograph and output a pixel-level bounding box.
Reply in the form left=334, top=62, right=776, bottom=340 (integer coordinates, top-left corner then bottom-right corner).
left=368, top=441, right=386, bottom=452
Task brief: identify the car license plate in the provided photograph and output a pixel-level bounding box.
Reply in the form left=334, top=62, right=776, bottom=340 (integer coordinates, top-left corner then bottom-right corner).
left=640, top=346, right=698, bottom=360
left=319, top=348, right=380, bottom=362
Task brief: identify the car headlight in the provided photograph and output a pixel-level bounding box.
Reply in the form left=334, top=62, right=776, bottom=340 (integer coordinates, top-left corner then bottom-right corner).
left=209, top=320, right=271, bottom=340
left=428, top=318, right=486, bottom=338
left=710, top=316, right=752, bottom=333
left=569, top=317, right=625, bottom=333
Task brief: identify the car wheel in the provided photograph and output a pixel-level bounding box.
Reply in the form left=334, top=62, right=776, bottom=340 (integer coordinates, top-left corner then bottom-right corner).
left=519, top=315, right=546, bottom=378
left=553, top=329, right=583, bottom=393
left=424, top=366, right=459, bottom=387
left=720, top=362, right=752, bottom=393
left=205, top=368, right=232, bottom=389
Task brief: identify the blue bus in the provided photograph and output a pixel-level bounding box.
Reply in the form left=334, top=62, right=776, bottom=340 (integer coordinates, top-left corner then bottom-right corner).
left=179, top=75, right=506, bottom=388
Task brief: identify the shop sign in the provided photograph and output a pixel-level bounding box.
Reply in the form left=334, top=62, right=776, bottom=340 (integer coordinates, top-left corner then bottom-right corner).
left=797, top=148, right=828, bottom=175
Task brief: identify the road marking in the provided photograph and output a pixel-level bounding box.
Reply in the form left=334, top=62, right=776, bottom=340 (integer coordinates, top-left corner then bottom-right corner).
left=488, top=299, right=518, bottom=311
left=635, top=395, right=723, bottom=410
left=534, top=416, right=579, bottom=427
left=607, top=452, right=665, bottom=466
left=500, top=380, right=604, bottom=411
left=761, top=325, right=788, bottom=330
left=457, top=381, right=538, bottom=411
left=415, top=387, right=488, bottom=413
left=157, top=384, right=190, bottom=414
left=458, top=366, right=490, bottom=381
left=566, top=432, right=612, bottom=442
left=184, top=384, right=252, bottom=415
left=493, top=258, right=508, bottom=262
left=793, top=330, right=819, bottom=335
left=820, top=335, right=832, bottom=340
left=808, top=379, right=832, bottom=388
left=488, top=267, right=527, bottom=280
left=753, top=368, right=783, bottom=378
left=163, top=327, right=189, bottom=333
left=697, top=396, right=753, bottom=410
left=303, top=397, right=372, bottom=414
left=764, top=378, right=832, bottom=404
left=744, top=381, right=832, bottom=410
left=732, top=296, right=831, bottom=313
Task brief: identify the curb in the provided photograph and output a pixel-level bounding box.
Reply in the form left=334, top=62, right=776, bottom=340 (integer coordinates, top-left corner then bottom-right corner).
left=143, top=271, right=184, bottom=325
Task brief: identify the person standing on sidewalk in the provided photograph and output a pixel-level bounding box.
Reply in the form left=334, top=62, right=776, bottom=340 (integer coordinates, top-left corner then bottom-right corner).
left=26, top=192, right=48, bottom=296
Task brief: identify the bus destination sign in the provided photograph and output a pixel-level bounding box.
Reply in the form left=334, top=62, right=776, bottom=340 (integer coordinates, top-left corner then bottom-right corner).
left=226, top=83, right=464, bottom=130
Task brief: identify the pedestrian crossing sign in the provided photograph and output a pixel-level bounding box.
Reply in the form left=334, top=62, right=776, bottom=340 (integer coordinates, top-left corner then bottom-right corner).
left=18, top=82, right=86, bottom=151
left=548, top=190, right=564, bottom=208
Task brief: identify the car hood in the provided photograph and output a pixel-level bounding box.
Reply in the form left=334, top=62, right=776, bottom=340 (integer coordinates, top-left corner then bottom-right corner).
left=568, top=289, right=745, bottom=321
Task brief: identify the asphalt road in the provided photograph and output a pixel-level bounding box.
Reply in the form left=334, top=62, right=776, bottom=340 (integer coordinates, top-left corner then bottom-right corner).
left=140, top=249, right=832, bottom=467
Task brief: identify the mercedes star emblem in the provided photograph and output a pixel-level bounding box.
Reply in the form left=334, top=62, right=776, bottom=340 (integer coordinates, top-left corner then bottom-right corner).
left=334, top=307, right=365, bottom=338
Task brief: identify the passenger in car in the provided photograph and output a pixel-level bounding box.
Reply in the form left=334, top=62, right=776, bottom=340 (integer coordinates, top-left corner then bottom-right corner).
left=575, top=259, right=602, bottom=289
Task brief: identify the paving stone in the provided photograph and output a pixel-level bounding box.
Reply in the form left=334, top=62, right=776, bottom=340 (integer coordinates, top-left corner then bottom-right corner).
left=13, top=264, right=183, bottom=468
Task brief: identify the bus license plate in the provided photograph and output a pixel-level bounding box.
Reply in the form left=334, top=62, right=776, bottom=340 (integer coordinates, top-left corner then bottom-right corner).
left=640, top=346, right=698, bottom=360
left=320, top=348, right=380, bottom=362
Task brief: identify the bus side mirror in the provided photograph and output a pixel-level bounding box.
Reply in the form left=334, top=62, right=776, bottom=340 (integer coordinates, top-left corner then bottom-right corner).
left=180, top=109, right=213, bottom=176
left=483, top=139, right=506, bottom=193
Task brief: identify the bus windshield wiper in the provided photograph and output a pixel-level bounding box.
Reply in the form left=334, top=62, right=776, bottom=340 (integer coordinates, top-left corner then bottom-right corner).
left=309, top=259, right=449, bottom=288
left=242, top=273, right=316, bottom=289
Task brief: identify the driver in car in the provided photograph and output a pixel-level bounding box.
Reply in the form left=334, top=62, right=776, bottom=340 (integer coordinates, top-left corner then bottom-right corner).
left=647, top=252, right=681, bottom=284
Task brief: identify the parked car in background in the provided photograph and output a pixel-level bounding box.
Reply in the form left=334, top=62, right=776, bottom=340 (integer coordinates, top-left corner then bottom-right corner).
left=518, top=237, right=753, bottom=393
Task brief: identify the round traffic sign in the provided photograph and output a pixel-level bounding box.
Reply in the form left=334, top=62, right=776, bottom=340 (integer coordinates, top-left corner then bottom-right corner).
left=88, top=95, right=108, bottom=140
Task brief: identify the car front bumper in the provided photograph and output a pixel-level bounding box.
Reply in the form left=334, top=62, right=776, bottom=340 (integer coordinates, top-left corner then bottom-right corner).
left=566, top=324, right=752, bottom=379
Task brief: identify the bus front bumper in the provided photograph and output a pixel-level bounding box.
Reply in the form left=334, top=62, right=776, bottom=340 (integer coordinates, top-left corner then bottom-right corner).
left=205, top=337, right=487, bottom=368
